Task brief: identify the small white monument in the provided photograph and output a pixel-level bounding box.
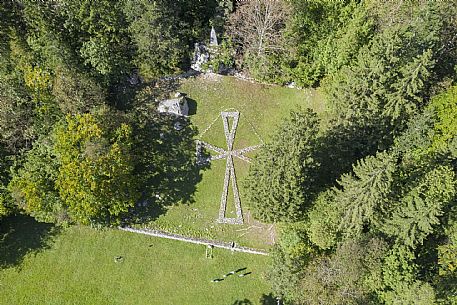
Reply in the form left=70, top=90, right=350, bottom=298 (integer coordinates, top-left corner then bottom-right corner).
left=158, top=92, right=189, bottom=116
left=191, top=27, right=219, bottom=72
left=210, top=26, right=218, bottom=47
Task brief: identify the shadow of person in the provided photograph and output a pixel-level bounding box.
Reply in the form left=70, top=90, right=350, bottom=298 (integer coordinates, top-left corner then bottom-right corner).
left=0, top=214, right=60, bottom=269
left=211, top=278, right=224, bottom=283
left=232, top=299, right=253, bottom=305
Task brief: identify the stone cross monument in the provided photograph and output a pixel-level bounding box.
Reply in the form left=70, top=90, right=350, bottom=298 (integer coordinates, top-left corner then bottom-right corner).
left=196, top=111, right=261, bottom=224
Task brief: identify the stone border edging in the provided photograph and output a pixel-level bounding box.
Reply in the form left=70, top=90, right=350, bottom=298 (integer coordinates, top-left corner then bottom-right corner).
left=119, top=226, right=269, bottom=256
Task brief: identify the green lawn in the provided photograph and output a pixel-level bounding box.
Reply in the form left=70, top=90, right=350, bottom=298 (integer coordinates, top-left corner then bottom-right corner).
left=0, top=216, right=272, bottom=305
left=0, top=76, right=326, bottom=305
left=144, top=75, right=326, bottom=249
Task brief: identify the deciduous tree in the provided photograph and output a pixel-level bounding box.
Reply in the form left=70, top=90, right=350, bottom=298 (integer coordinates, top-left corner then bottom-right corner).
left=227, top=0, right=291, bottom=82
left=8, top=136, right=62, bottom=223
left=54, top=112, right=138, bottom=225
left=297, top=237, right=387, bottom=305
left=287, top=0, right=374, bottom=87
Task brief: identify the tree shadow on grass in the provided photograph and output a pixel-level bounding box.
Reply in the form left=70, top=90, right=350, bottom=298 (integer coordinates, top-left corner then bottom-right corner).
left=123, top=81, right=210, bottom=224
left=231, top=293, right=278, bottom=305
left=109, top=73, right=183, bottom=111
left=126, top=117, right=210, bottom=223
left=259, top=293, right=277, bottom=305
left=306, top=118, right=394, bottom=201
left=0, top=214, right=60, bottom=269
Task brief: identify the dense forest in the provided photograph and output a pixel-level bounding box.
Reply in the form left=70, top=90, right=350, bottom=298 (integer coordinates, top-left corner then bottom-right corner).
left=241, top=1, right=457, bottom=304
left=1, top=0, right=456, bottom=304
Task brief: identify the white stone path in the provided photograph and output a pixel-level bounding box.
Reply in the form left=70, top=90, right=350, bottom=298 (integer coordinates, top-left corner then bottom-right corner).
left=120, top=226, right=268, bottom=256
left=196, top=111, right=261, bottom=225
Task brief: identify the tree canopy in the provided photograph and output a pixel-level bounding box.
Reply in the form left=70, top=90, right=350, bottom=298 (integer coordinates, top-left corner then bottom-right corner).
left=244, top=109, right=320, bottom=223
left=240, top=2, right=457, bottom=304
left=1, top=0, right=456, bottom=301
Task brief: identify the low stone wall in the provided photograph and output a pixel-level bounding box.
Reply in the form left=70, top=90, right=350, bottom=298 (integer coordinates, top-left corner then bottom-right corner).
left=119, top=226, right=269, bottom=256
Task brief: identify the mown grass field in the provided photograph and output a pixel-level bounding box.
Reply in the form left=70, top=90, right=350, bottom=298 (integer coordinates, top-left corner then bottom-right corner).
left=0, top=76, right=325, bottom=305
left=145, top=75, right=326, bottom=248
left=0, top=216, right=272, bottom=305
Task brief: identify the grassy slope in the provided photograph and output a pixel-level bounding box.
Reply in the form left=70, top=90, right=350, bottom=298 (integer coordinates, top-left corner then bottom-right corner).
left=146, top=75, right=326, bottom=248
left=0, top=76, right=326, bottom=304
left=0, top=217, right=271, bottom=305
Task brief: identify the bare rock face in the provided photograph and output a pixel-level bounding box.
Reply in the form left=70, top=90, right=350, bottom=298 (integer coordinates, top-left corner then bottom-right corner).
left=127, top=69, right=140, bottom=85
left=157, top=94, right=189, bottom=116
left=191, top=27, right=219, bottom=72
left=191, top=43, right=210, bottom=72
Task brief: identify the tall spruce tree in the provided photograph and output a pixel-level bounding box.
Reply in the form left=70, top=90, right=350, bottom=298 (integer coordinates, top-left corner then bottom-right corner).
left=244, top=109, right=320, bottom=223
left=307, top=151, right=397, bottom=248
left=381, top=166, right=456, bottom=248
left=323, top=0, right=457, bottom=157
left=336, top=151, right=397, bottom=237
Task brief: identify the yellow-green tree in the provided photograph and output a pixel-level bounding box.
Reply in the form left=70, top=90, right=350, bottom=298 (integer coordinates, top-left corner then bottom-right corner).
left=429, top=85, right=457, bottom=155
left=9, top=111, right=138, bottom=225
left=54, top=113, right=138, bottom=225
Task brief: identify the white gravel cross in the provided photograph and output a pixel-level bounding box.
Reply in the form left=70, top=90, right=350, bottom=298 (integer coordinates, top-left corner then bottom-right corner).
left=196, top=112, right=261, bottom=224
